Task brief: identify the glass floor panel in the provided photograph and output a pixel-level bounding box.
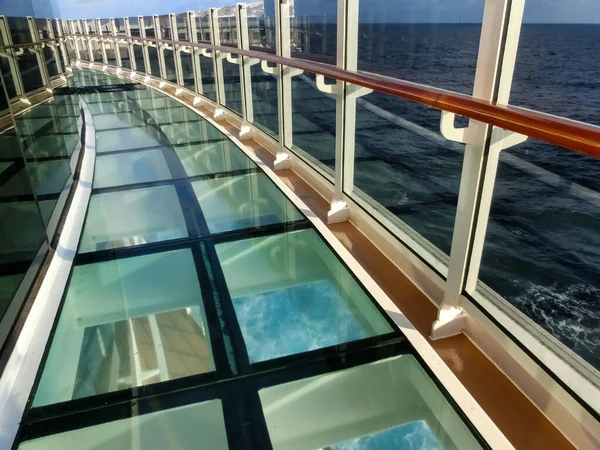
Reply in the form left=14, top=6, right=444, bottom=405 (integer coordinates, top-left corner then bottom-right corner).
left=78, top=185, right=188, bottom=253
left=20, top=400, right=228, bottom=449
left=174, top=140, right=254, bottom=177
left=23, top=134, right=71, bottom=159
left=215, top=229, right=393, bottom=362
left=260, top=355, right=483, bottom=450
left=96, top=127, right=165, bottom=153
left=33, top=249, right=215, bottom=407
left=94, top=149, right=172, bottom=189
left=160, top=120, right=223, bottom=146
left=93, top=112, right=148, bottom=130
left=192, top=172, right=304, bottom=235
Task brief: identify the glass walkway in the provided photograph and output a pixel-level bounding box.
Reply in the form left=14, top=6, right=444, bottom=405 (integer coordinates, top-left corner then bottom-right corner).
left=14, top=70, right=483, bottom=450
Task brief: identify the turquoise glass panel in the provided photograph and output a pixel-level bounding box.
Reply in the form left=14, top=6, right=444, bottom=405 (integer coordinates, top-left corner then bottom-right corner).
left=78, top=186, right=188, bottom=253
left=192, top=172, right=303, bottom=235
left=215, top=229, right=392, bottom=362
left=19, top=400, right=228, bottom=450
left=175, top=140, right=253, bottom=177
left=260, top=355, right=483, bottom=450
left=94, top=149, right=172, bottom=189
left=96, top=127, right=165, bottom=153
left=93, top=112, right=147, bottom=130
left=33, top=249, right=215, bottom=406
left=160, top=119, right=223, bottom=146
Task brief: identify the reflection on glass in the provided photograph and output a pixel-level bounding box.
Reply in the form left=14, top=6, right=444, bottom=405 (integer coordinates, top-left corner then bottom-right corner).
left=94, top=149, right=172, bottom=189
left=33, top=249, right=214, bottom=406
left=96, top=126, right=165, bottom=153
left=216, top=229, right=392, bottom=362
left=260, top=355, right=483, bottom=450
left=78, top=185, right=188, bottom=253
left=291, top=71, right=336, bottom=176
left=192, top=172, right=302, bottom=234
left=289, top=0, right=337, bottom=63
left=174, top=139, right=252, bottom=177
left=479, top=141, right=600, bottom=372
left=20, top=400, right=228, bottom=450
left=350, top=94, right=463, bottom=258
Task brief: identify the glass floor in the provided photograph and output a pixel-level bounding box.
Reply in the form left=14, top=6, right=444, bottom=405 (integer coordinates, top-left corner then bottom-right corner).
left=15, top=70, right=485, bottom=450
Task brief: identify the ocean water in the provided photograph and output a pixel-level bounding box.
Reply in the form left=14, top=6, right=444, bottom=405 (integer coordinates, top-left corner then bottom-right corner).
left=274, top=23, right=600, bottom=372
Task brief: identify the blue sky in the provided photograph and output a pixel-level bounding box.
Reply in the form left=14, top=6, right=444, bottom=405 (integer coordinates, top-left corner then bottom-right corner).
left=1, top=0, right=599, bottom=23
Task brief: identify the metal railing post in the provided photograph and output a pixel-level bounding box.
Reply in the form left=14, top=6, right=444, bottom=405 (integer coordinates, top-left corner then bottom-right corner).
left=46, top=18, right=64, bottom=74
left=54, top=19, right=69, bottom=69
left=96, top=19, right=107, bottom=64
left=209, top=8, right=226, bottom=107
left=138, top=16, right=151, bottom=75
left=153, top=15, right=167, bottom=80
left=169, top=13, right=184, bottom=87
left=110, top=18, right=122, bottom=67
left=187, top=11, right=204, bottom=94
left=0, top=16, right=25, bottom=99
left=69, top=20, right=81, bottom=61
left=83, top=20, right=94, bottom=63
left=236, top=3, right=254, bottom=124
left=125, top=17, right=136, bottom=71
left=432, top=0, right=526, bottom=339
left=26, top=16, right=50, bottom=88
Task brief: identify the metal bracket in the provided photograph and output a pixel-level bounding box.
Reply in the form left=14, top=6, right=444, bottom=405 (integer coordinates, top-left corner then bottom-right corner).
left=260, top=60, right=276, bottom=75
left=431, top=305, right=467, bottom=340
left=200, top=48, right=213, bottom=58
left=327, top=201, right=350, bottom=224
left=239, top=125, right=253, bottom=140
left=440, top=110, right=528, bottom=149
left=226, top=53, right=240, bottom=64
left=273, top=152, right=291, bottom=171
left=316, top=75, right=341, bottom=96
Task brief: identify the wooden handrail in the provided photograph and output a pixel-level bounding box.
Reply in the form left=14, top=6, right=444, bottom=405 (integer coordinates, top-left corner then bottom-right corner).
left=60, top=33, right=600, bottom=159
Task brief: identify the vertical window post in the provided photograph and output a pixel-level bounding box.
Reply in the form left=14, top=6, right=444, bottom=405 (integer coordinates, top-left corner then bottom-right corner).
left=153, top=14, right=167, bottom=80
left=138, top=16, right=150, bottom=75
left=109, top=18, right=122, bottom=67
left=187, top=11, right=204, bottom=95
left=433, top=0, right=526, bottom=339
left=209, top=8, right=226, bottom=107
left=169, top=13, right=184, bottom=87
left=125, top=17, right=136, bottom=72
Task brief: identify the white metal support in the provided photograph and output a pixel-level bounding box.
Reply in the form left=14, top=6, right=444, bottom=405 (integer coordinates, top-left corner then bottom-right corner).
left=432, top=0, right=526, bottom=339
left=26, top=16, right=50, bottom=88
left=0, top=16, right=25, bottom=99
left=46, top=18, right=64, bottom=74
left=187, top=11, right=204, bottom=94
left=54, top=19, right=69, bottom=69
left=209, top=8, right=226, bottom=107
left=154, top=15, right=167, bottom=80
left=236, top=3, right=255, bottom=127
left=110, top=18, right=122, bottom=67
left=81, top=19, right=94, bottom=63
left=124, top=17, right=136, bottom=71
left=69, top=20, right=81, bottom=61
left=169, top=14, right=184, bottom=87
left=96, top=19, right=107, bottom=64
left=138, top=16, right=150, bottom=75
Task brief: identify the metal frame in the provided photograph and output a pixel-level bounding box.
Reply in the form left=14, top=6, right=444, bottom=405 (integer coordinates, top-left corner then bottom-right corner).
left=109, top=18, right=122, bottom=67
left=187, top=11, right=204, bottom=94
left=138, top=16, right=151, bottom=75
left=46, top=18, right=64, bottom=75
left=95, top=19, right=107, bottom=64
left=153, top=15, right=167, bottom=80
left=124, top=17, right=136, bottom=71
left=209, top=8, right=225, bottom=106
left=169, top=13, right=184, bottom=87
left=0, top=16, right=26, bottom=99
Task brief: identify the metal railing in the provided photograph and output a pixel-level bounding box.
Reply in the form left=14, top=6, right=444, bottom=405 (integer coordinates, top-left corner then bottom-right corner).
left=2, top=0, right=600, bottom=430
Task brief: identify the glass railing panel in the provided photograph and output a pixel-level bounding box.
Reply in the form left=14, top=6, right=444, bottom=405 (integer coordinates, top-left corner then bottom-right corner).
left=260, top=354, right=483, bottom=449
left=0, top=65, right=48, bottom=338
left=249, top=61, right=278, bottom=139
left=174, top=13, right=194, bottom=89
left=290, top=70, right=336, bottom=180
left=158, top=14, right=177, bottom=83
left=176, top=13, right=189, bottom=41
left=222, top=55, right=242, bottom=116
left=199, top=51, right=216, bottom=101
left=289, top=1, right=337, bottom=64
left=218, top=11, right=237, bottom=46
left=215, top=228, right=393, bottom=363
left=35, top=19, right=59, bottom=79
left=7, top=17, right=44, bottom=93
left=128, top=17, right=145, bottom=71
left=348, top=91, right=464, bottom=265
left=19, top=400, right=228, bottom=449
left=194, top=11, right=210, bottom=43
left=476, top=138, right=600, bottom=374
left=32, top=249, right=216, bottom=406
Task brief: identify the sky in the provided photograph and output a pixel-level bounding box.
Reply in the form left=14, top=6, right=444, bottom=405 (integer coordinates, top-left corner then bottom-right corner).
left=1, top=0, right=599, bottom=23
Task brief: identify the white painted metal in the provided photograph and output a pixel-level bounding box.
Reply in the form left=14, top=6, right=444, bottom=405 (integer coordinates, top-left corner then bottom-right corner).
left=187, top=11, right=204, bottom=94
left=54, top=19, right=70, bottom=68
left=81, top=18, right=95, bottom=63
left=432, top=0, right=525, bottom=339
left=209, top=8, right=226, bottom=106
left=153, top=15, right=167, bottom=80
left=138, top=16, right=151, bottom=74
left=169, top=13, right=184, bottom=86
left=46, top=18, right=64, bottom=73
left=69, top=20, right=81, bottom=61
left=110, top=18, right=122, bottom=67
left=96, top=18, right=107, bottom=64
left=236, top=3, right=255, bottom=123
left=124, top=17, right=136, bottom=71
